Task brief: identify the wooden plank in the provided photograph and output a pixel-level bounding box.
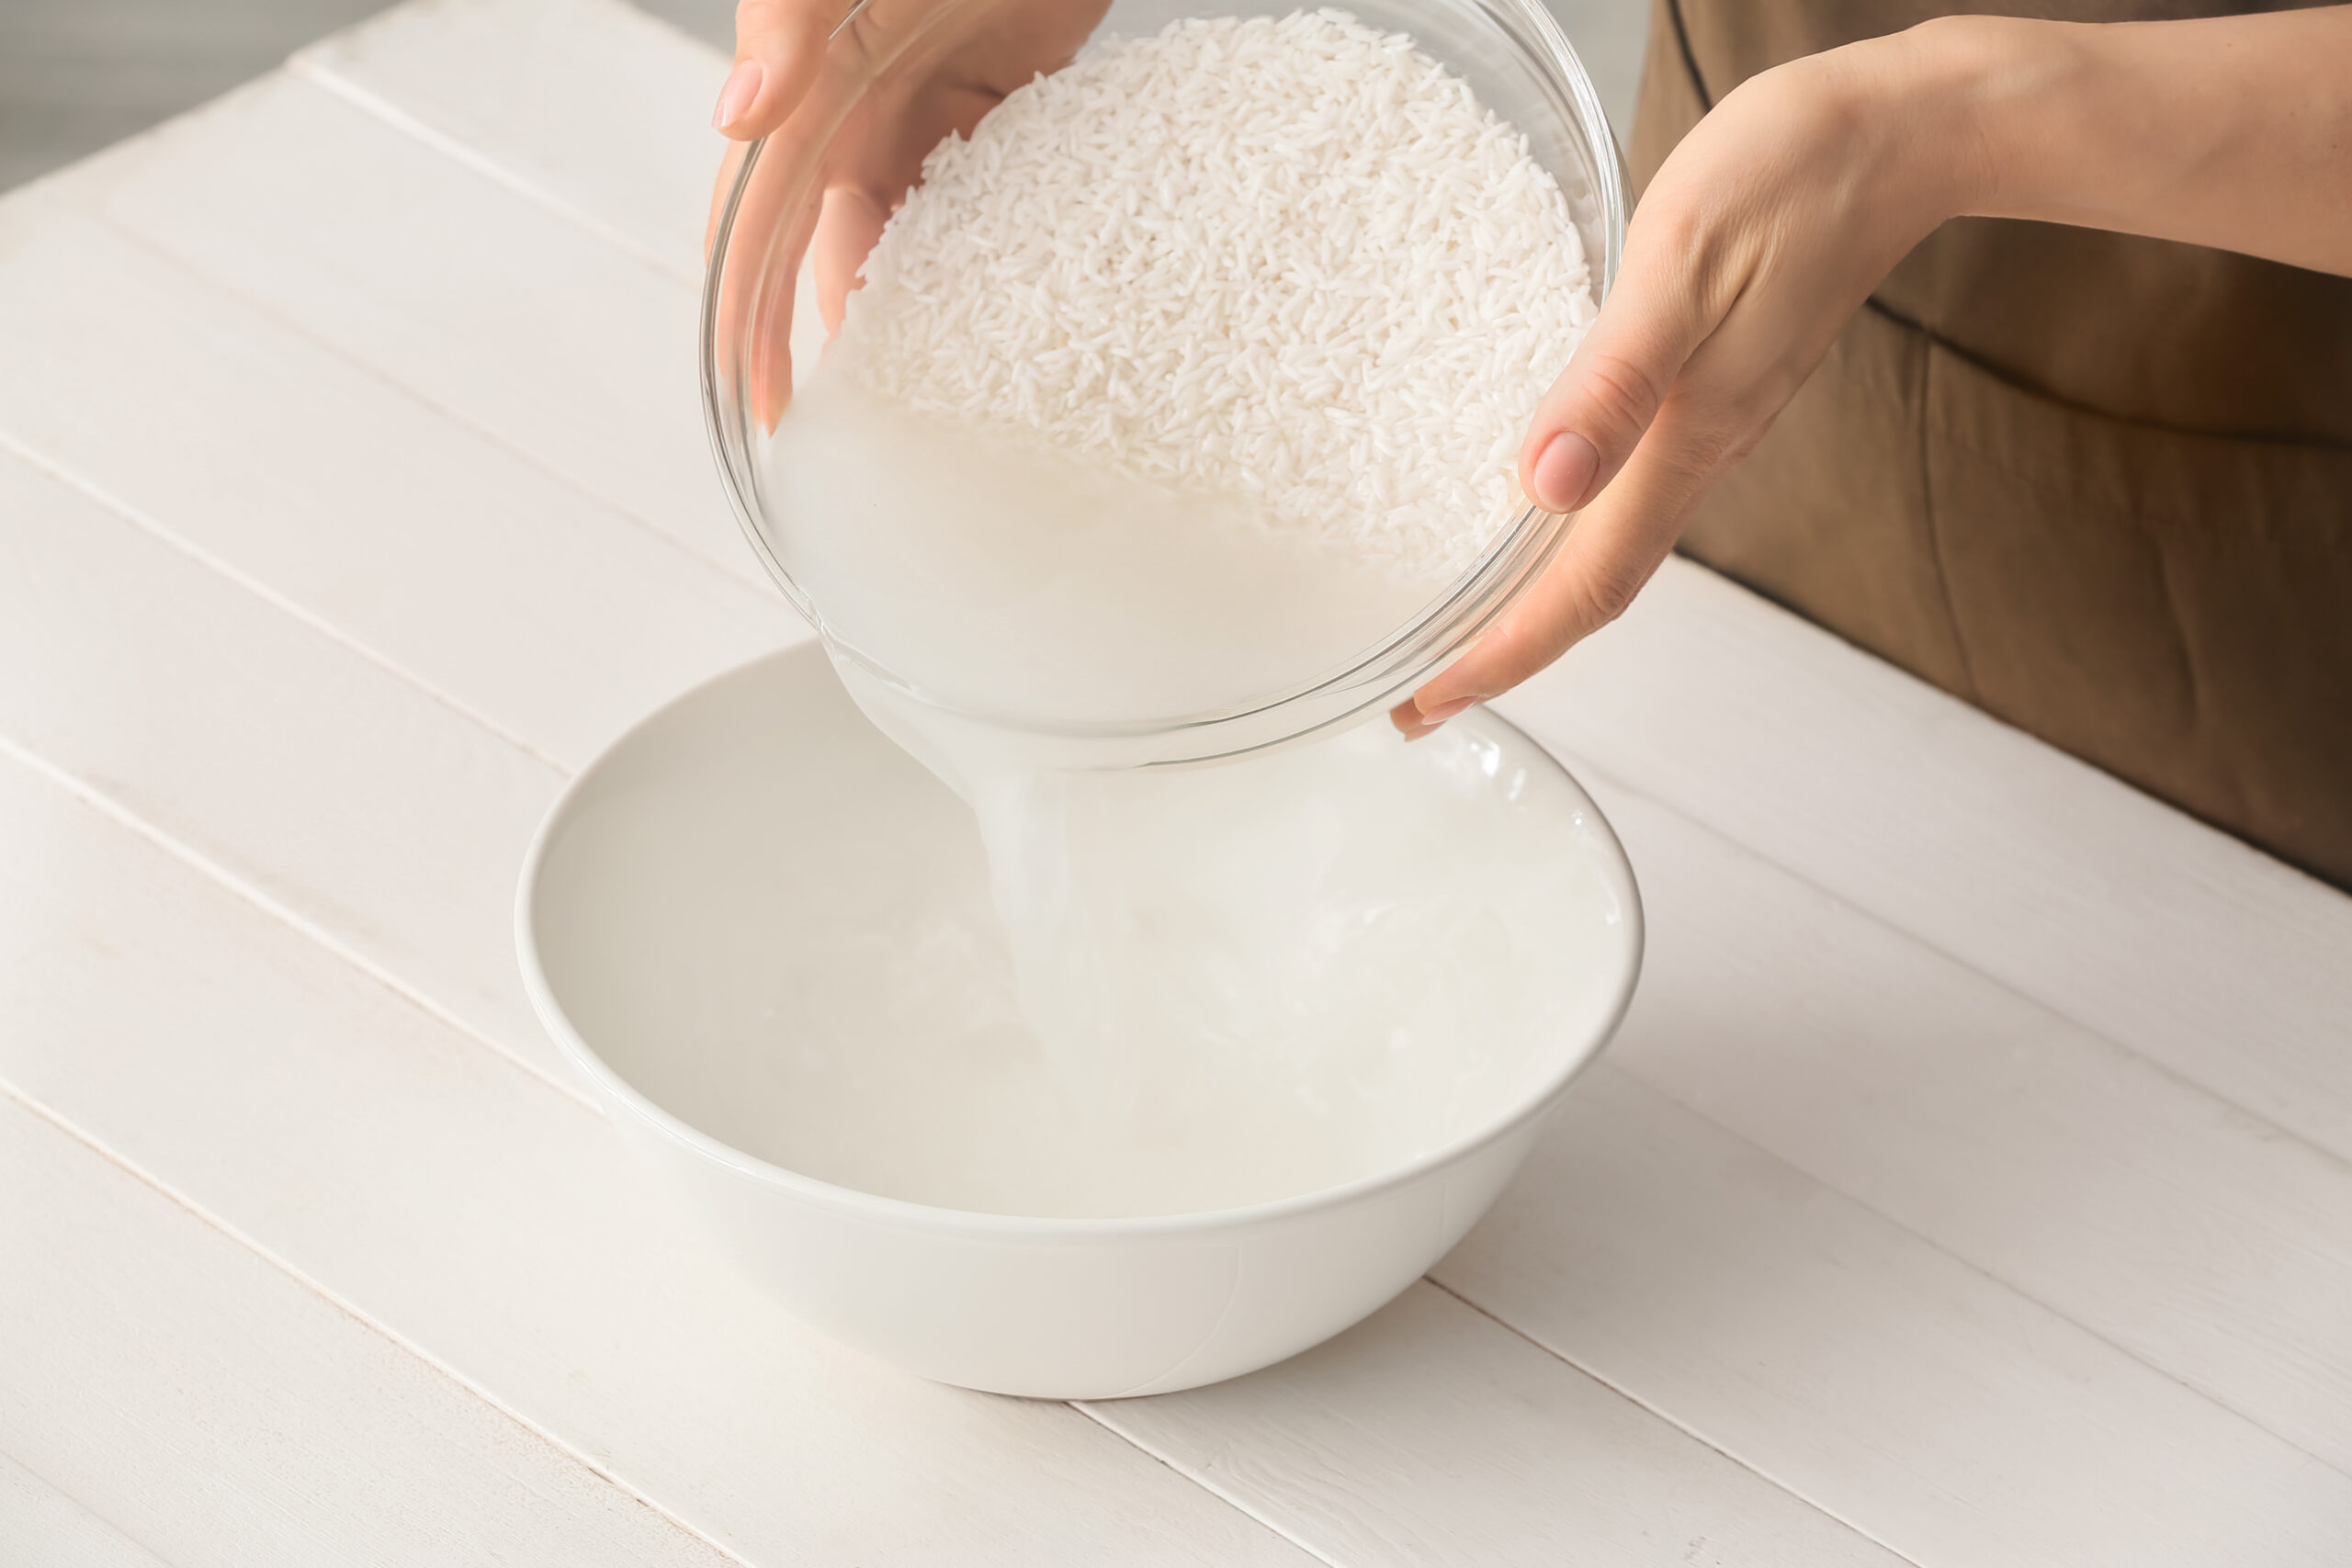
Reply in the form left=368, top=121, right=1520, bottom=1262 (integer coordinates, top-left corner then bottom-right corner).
left=292, top=0, right=730, bottom=280
left=0, top=203, right=797, bottom=774
left=1502, top=558, right=2352, bottom=1163
left=79, top=69, right=760, bottom=590
left=0, top=1451, right=170, bottom=1568
left=1435, top=1065, right=2352, bottom=1568
left=0, top=438, right=569, bottom=1084
left=0, top=1094, right=749, bottom=1568
left=1578, top=779, right=2352, bottom=1478
left=1085, top=1282, right=1910, bottom=1568
left=0, top=729, right=1318, bottom=1567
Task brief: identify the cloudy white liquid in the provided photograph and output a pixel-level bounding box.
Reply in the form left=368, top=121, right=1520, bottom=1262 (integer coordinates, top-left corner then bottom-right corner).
left=753, top=365, right=1591, bottom=1215
left=763, top=369, right=1439, bottom=733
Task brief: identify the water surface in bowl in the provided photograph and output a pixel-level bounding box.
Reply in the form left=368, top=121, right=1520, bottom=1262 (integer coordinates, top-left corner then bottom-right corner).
left=533, top=653, right=1633, bottom=1219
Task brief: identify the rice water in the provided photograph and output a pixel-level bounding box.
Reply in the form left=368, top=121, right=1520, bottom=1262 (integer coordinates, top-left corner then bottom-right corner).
left=761, top=376, right=1609, bottom=1216
left=743, top=10, right=1603, bottom=1215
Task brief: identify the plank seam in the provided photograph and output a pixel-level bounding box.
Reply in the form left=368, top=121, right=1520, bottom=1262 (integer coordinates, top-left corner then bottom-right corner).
left=1419, top=1276, right=1932, bottom=1568
left=1514, top=747, right=2352, bottom=1481
left=0, top=430, right=573, bottom=776
left=1516, top=690, right=2352, bottom=1159
left=0, top=730, right=600, bottom=1118
left=286, top=52, right=699, bottom=288
left=0, top=1445, right=179, bottom=1568
left=1063, top=1403, right=1351, bottom=1568
left=1544, top=735, right=2352, bottom=1183
left=88, top=214, right=774, bottom=601
left=0, top=1075, right=761, bottom=1568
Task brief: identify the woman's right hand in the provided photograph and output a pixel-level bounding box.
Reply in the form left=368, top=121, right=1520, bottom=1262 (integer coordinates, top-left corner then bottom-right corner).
left=707, top=0, right=1107, bottom=423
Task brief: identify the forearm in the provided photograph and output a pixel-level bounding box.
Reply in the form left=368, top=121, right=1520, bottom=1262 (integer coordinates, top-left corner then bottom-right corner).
left=1890, top=6, right=2352, bottom=277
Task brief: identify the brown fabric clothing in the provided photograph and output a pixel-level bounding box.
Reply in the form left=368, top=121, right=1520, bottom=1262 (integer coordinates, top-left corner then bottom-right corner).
left=1634, top=0, right=2352, bottom=887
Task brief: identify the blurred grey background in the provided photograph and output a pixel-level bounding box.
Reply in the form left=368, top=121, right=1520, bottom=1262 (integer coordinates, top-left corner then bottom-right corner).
left=0, top=0, right=1645, bottom=195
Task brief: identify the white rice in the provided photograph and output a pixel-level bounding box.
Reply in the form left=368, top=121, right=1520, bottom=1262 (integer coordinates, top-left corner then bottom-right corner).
left=835, top=8, right=1597, bottom=582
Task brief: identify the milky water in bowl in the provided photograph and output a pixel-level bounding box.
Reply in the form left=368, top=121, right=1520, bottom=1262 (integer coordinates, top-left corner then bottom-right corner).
left=544, top=653, right=1626, bottom=1219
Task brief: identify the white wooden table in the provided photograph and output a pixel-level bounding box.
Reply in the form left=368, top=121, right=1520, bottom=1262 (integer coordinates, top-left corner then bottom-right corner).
left=4, top=1, right=2350, bottom=1561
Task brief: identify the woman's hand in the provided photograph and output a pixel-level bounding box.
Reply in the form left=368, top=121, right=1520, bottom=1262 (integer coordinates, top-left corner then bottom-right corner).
left=1395, top=23, right=1995, bottom=737
left=707, top=0, right=1106, bottom=422
left=1397, top=4, right=2352, bottom=737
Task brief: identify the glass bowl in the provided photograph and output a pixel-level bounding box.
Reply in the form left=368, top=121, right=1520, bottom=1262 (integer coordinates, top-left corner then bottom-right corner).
left=702, top=0, right=1627, bottom=771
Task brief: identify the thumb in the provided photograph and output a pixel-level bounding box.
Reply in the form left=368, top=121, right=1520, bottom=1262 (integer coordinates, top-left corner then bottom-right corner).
left=1382, top=248, right=1723, bottom=739
left=713, top=0, right=840, bottom=139
left=1390, top=262, right=1737, bottom=735
left=1396, top=382, right=1747, bottom=735
left=1515, top=254, right=1715, bottom=517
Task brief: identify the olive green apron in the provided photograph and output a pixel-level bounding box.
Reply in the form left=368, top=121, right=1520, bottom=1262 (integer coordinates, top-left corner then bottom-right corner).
left=1633, top=0, right=2352, bottom=888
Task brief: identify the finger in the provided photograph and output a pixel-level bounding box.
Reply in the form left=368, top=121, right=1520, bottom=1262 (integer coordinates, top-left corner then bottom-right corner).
left=1515, top=216, right=1727, bottom=515
left=706, top=137, right=752, bottom=259
left=708, top=1, right=865, bottom=424
left=715, top=0, right=840, bottom=138
left=1403, top=395, right=1752, bottom=724
left=813, top=184, right=892, bottom=335
left=710, top=4, right=970, bottom=424
left=711, top=129, right=824, bottom=430
left=1392, top=213, right=1755, bottom=734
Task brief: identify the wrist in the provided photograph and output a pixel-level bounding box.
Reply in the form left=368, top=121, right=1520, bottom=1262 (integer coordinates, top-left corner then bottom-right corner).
left=1864, top=14, right=2071, bottom=227
left=1871, top=14, right=2098, bottom=223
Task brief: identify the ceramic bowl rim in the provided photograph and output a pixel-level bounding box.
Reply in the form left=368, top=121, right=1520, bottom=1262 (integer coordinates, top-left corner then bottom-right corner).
left=515, top=642, right=1645, bottom=1242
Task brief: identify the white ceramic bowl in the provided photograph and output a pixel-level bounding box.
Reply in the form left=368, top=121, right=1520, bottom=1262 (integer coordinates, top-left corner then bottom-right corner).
left=517, top=643, right=1642, bottom=1398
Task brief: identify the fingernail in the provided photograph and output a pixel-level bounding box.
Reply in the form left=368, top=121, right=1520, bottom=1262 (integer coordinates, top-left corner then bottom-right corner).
left=1532, top=431, right=1600, bottom=513
left=1416, top=695, right=1480, bottom=726
left=713, top=60, right=763, bottom=130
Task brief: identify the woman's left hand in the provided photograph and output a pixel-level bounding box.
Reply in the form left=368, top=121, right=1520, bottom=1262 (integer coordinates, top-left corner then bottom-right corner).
left=1397, top=2, right=2352, bottom=738
left=1394, top=19, right=1996, bottom=736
